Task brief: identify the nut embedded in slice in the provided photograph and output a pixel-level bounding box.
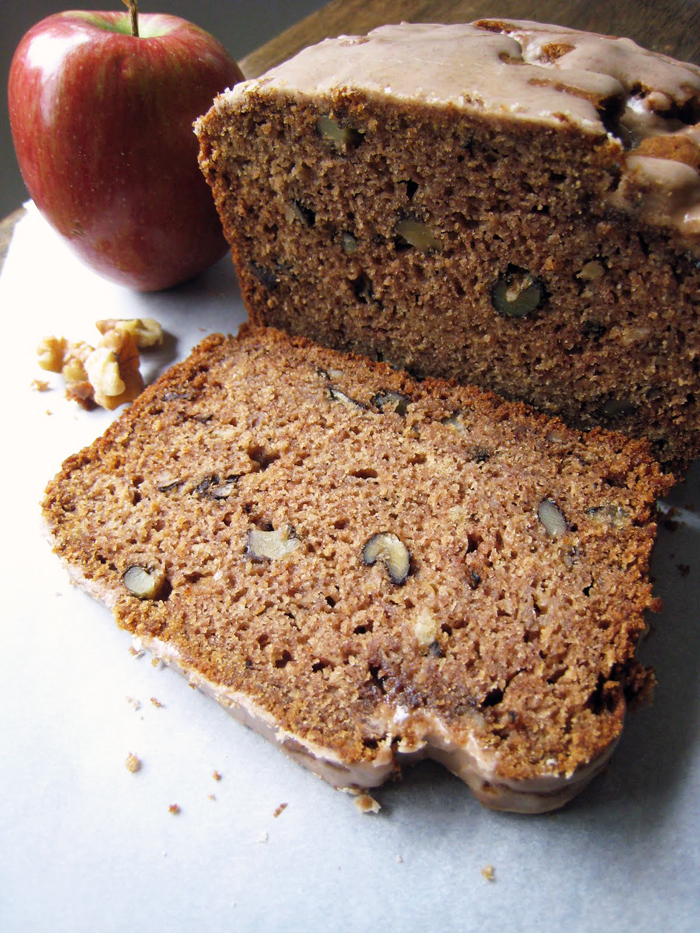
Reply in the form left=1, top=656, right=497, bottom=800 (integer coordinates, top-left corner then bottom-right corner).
left=414, top=606, right=439, bottom=646
left=395, top=218, right=441, bottom=252
left=284, top=200, right=315, bottom=227
left=341, top=232, right=359, bottom=255
left=491, top=265, right=546, bottom=318
left=586, top=504, right=629, bottom=528
left=371, top=390, right=411, bottom=416
left=362, top=532, right=411, bottom=585
left=246, top=525, right=300, bottom=561
left=327, top=386, right=368, bottom=410
left=316, top=115, right=364, bottom=148
left=193, top=473, right=240, bottom=499
left=537, top=498, right=569, bottom=538
left=442, top=412, right=465, bottom=431
left=576, top=260, right=606, bottom=282
left=123, top=565, right=167, bottom=600
left=208, top=475, right=240, bottom=500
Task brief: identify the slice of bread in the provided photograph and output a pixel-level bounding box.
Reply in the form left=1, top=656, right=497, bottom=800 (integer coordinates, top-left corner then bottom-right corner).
left=196, top=20, right=700, bottom=469
left=42, top=325, right=671, bottom=812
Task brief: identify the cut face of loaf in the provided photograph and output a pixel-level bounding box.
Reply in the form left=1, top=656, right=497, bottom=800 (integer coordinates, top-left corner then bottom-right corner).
left=42, top=325, right=672, bottom=813
left=196, top=20, right=700, bottom=470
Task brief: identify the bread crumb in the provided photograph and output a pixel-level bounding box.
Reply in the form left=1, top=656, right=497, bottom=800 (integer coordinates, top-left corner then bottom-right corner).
left=257, top=831, right=269, bottom=843
left=150, top=696, right=164, bottom=707
left=396, top=855, right=404, bottom=863
left=354, top=793, right=381, bottom=814
left=125, top=753, right=141, bottom=773
left=129, top=644, right=144, bottom=659
left=481, top=864, right=496, bottom=882
left=168, top=804, right=181, bottom=814
left=273, top=803, right=288, bottom=818
left=31, top=379, right=50, bottom=392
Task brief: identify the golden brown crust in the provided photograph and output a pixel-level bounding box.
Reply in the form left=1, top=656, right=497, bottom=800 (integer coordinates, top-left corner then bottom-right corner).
left=42, top=326, right=671, bottom=802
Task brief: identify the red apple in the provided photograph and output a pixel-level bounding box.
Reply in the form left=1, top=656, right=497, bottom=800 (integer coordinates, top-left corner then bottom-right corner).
left=8, top=8, right=243, bottom=291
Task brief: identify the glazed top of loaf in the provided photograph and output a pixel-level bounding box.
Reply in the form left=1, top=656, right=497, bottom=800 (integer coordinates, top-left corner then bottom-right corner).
left=213, top=20, right=700, bottom=242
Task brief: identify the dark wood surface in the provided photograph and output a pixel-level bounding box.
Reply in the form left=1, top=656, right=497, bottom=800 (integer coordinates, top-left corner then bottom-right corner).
left=2, top=0, right=699, bottom=270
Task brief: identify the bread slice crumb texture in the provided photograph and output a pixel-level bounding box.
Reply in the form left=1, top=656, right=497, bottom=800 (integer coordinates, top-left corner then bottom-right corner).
left=42, top=325, right=672, bottom=809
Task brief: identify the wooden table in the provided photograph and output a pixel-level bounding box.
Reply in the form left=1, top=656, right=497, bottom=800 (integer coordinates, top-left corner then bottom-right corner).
left=3, top=0, right=699, bottom=270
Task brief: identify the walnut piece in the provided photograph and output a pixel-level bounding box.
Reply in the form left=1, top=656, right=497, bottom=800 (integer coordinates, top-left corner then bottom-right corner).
left=96, top=317, right=164, bottom=349
left=316, top=115, right=364, bottom=148
left=37, top=336, right=68, bottom=372
left=362, top=532, right=411, bottom=584
left=492, top=266, right=546, bottom=318
left=123, top=565, right=167, bottom=600
left=538, top=499, right=569, bottom=537
left=36, top=319, right=161, bottom=410
left=85, top=348, right=126, bottom=399
left=371, top=389, right=411, bottom=416
left=395, top=218, right=441, bottom=252
left=246, top=525, right=300, bottom=561
left=414, top=607, right=439, bottom=646
left=91, top=330, right=144, bottom=410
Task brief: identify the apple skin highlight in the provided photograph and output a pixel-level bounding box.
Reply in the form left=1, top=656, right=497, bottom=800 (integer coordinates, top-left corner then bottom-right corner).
left=9, top=11, right=244, bottom=291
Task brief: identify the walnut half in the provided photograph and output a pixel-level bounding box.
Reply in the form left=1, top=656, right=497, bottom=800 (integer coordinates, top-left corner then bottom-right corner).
left=362, top=532, right=411, bottom=585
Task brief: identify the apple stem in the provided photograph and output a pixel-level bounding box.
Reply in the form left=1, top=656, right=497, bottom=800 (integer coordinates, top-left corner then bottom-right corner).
left=122, top=0, right=140, bottom=38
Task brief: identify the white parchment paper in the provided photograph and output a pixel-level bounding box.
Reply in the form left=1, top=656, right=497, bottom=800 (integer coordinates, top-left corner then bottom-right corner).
left=0, top=205, right=698, bottom=933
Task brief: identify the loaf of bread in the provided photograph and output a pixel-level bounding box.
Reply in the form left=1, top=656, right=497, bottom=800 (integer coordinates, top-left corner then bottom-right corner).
left=42, top=325, right=671, bottom=812
left=196, top=20, right=700, bottom=469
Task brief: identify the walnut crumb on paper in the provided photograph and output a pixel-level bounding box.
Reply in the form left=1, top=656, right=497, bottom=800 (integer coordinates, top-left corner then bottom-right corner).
left=481, top=865, right=496, bottom=882
left=168, top=804, right=181, bottom=815
left=125, top=753, right=141, bottom=773
left=150, top=697, right=164, bottom=708
left=354, top=793, right=381, bottom=814
left=212, top=770, right=222, bottom=781
left=31, top=378, right=50, bottom=392
left=273, top=803, right=288, bottom=818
